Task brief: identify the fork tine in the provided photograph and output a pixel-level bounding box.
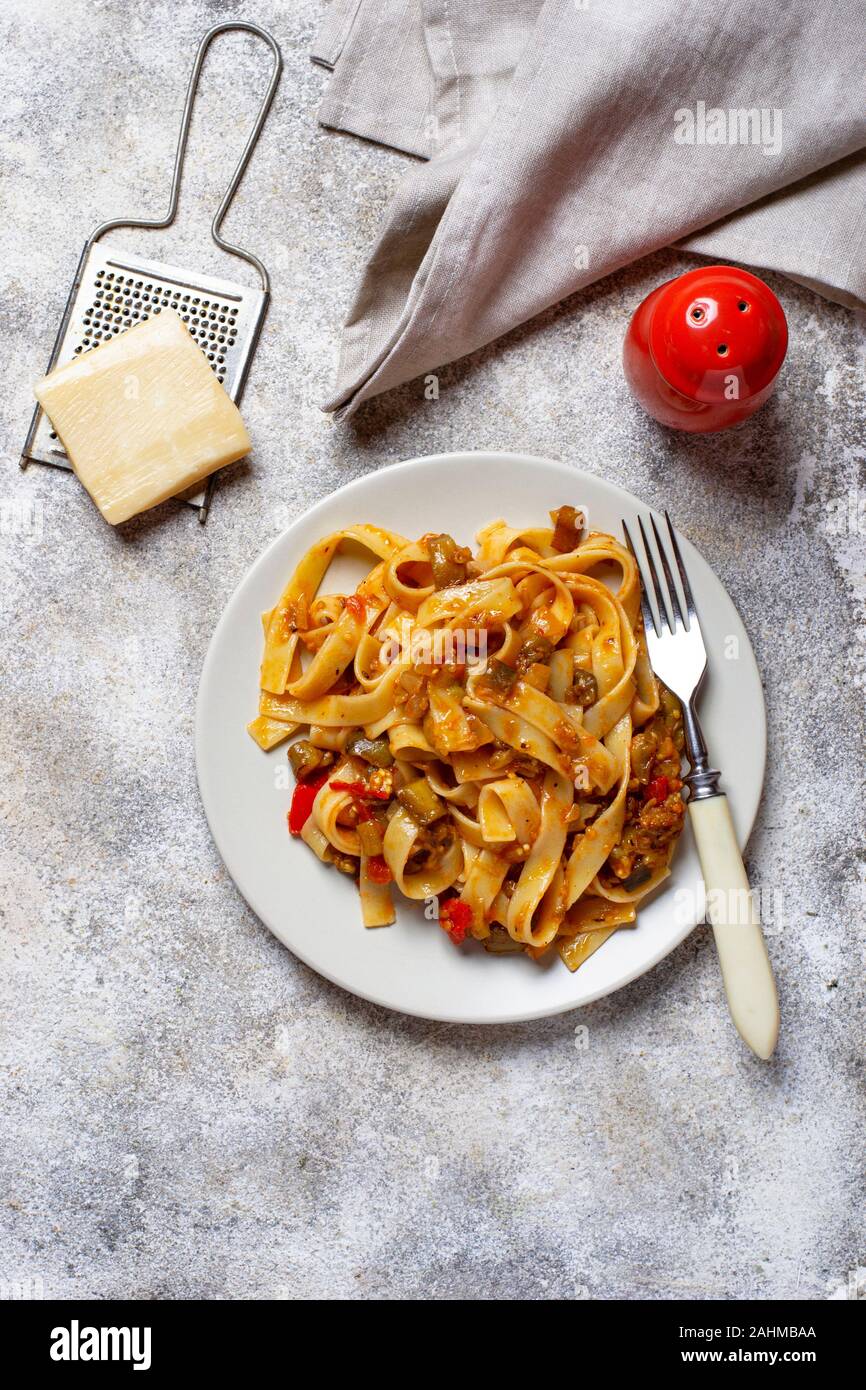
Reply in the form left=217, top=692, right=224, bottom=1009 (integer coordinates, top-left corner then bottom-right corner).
left=664, top=511, right=697, bottom=626
left=622, top=519, right=659, bottom=638
left=637, top=515, right=672, bottom=633
left=650, top=513, right=685, bottom=630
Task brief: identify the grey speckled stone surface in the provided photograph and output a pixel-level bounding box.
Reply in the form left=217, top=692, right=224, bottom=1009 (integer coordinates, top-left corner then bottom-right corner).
left=1, top=0, right=863, bottom=1302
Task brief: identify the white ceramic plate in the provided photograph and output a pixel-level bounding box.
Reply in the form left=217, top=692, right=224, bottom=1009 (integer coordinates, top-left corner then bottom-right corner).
left=196, top=452, right=766, bottom=1023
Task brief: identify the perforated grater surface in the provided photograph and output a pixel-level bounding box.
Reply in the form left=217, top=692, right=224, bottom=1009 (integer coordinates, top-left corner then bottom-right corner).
left=21, top=22, right=283, bottom=524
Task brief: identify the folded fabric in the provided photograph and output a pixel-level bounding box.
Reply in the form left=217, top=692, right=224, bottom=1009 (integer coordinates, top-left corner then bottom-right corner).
left=313, top=0, right=866, bottom=417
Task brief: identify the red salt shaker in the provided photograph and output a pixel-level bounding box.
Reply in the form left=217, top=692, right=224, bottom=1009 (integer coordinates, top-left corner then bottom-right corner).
left=623, top=265, right=787, bottom=433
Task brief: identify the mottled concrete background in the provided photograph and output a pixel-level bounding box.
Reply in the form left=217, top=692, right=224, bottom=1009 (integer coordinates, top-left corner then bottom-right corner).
left=1, top=0, right=863, bottom=1301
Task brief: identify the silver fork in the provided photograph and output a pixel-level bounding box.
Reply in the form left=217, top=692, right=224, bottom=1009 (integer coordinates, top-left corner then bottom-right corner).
left=623, top=512, right=779, bottom=1060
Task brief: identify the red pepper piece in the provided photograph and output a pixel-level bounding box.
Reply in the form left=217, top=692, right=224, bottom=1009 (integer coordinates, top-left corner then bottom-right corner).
left=287, top=770, right=330, bottom=836
left=345, top=594, right=367, bottom=621
left=439, top=898, right=472, bottom=944
left=365, top=855, right=392, bottom=884
left=329, top=779, right=390, bottom=800
left=645, top=775, right=669, bottom=804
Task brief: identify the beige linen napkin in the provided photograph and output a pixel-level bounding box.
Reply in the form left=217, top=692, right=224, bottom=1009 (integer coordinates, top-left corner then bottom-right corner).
left=314, top=0, right=866, bottom=417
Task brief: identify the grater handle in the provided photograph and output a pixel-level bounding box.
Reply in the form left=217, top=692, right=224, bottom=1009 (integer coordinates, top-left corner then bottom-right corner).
left=88, top=23, right=283, bottom=293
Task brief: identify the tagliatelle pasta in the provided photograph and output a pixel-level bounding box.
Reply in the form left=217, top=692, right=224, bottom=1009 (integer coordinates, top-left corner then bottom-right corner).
left=248, top=508, right=687, bottom=970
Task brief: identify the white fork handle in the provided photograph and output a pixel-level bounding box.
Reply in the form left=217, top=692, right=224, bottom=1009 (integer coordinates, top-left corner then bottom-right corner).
left=688, top=795, right=779, bottom=1060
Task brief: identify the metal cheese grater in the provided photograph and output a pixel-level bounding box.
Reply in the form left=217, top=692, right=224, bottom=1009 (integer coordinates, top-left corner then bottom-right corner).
left=20, top=22, right=283, bottom=524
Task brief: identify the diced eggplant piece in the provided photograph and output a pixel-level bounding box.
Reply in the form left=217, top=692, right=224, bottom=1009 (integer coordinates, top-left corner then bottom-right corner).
left=488, top=740, right=514, bottom=770
left=484, top=929, right=524, bottom=954
left=550, top=504, right=585, bottom=552
left=568, top=668, right=598, bottom=708
left=515, top=636, right=554, bottom=673
left=630, top=729, right=658, bottom=784
left=345, top=731, right=394, bottom=767
left=427, top=533, right=471, bottom=589
left=621, top=863, right=652, bottom=892
left=510, top=753, right=545, bottom=778
left=288, top=739, right=335, bottom=781
left=397, top=777, right=446, bottom=826
left=482, top=658, right=518, bottom=696
left=357, top=817, right=386, bottom=856
left=324, top=847, right=358, bottom=876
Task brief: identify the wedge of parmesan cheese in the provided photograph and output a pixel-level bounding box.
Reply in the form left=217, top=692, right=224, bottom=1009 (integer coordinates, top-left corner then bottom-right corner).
left=34, top=308, right=251, bottom=525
